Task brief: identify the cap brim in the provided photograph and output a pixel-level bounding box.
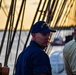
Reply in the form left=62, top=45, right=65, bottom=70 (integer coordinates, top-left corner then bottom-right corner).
left=50, top=29, right=56, bottom=32
left=40, top=29, right=56, bottom=33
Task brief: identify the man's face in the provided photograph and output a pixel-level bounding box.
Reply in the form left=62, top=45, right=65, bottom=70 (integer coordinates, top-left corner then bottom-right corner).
left=32, top=32, right=52, bottom=48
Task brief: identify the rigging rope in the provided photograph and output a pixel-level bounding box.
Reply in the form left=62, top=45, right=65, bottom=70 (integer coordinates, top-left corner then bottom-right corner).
left=46, top=0, right=75, bottom=55
left=0, top=0, right=2, bottom=8
left=54, top=0, right=67, bottom=27
left=4, top=0, right=17, bottom=66
left=4, top=0, right=26, bottom=66
left=13, top=0, right=26, bottom=74
left=46, top=0, right=58, bottom=24
left=0, top=0, right=15, bottom=55
left=42, top=0, right=51, bottom=21
left=59, top=0, right=75, bottom=27
left=23, top=0, right=42, bottom=50
left=38, top=0, right=47, bottom=21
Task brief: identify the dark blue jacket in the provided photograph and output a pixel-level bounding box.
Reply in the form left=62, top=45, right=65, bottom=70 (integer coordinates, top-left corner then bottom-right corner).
left=15, top=40, right=52, bottom=75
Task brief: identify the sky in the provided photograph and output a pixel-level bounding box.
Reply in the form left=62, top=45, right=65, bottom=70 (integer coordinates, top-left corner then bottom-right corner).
left=0, top=0, right=76, bottom=30
left=0, top=0, right=39, bottom=30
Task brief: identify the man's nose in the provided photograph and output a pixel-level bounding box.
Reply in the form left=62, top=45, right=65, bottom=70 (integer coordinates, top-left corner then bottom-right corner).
left=45, top=34, right=50, bottom=39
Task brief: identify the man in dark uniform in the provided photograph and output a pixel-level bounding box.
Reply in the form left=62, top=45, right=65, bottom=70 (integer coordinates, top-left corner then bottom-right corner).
left=15, top=21, right=56, bottom=75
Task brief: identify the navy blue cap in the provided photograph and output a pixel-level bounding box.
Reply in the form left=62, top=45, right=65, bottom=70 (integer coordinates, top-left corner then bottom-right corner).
left=31, top=21, right=56, bottom=34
